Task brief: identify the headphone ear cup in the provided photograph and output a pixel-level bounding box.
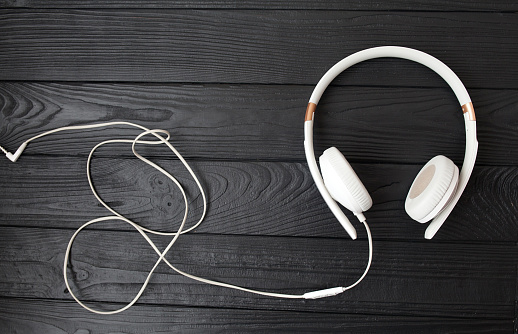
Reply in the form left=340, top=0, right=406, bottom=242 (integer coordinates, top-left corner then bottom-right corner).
left=319, top=147, right=373, bottom=214
left=405, top=155, right=459, bottom=223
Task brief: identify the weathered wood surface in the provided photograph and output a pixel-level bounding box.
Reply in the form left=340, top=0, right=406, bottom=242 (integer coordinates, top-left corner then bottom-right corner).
left=0, top=10, right=517, bottom=88
left=0, top=2, right=516, bottom=333
left=1, top=0, right=518, bottom=11
left=0, top=156, right=516, bottom=242
left=0, top=298, right=513, bottom=334
left=0, top=83, right=516, bottom=165
left=0, top=226, right=515, bottom=319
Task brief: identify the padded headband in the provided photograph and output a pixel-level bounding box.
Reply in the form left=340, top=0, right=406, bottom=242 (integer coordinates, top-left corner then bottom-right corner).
left=304, top=46, right=478, bottom=240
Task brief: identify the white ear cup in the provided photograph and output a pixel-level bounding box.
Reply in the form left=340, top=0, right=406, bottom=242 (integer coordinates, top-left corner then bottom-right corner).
left=319, top=147, right=373, bottom=214
left=405, top=155, right=459, bottom=223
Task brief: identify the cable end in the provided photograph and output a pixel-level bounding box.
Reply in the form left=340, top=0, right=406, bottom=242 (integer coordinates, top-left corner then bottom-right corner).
left=5, top=142, right=27, bottom=162
left=303, top=287, right=344, bottom=299
left=354, top=212, right=366, bottom=223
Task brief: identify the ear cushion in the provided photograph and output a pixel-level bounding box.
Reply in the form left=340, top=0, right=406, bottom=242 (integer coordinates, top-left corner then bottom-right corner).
left=319, top=147, right=373, bottom=213
left=405, top=155, right=459, bottom=223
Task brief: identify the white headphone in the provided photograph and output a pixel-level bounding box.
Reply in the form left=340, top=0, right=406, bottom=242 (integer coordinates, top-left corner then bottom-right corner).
left=304, top=46, right=478, bottom=240
left=0, top=46, right=478, bottom=313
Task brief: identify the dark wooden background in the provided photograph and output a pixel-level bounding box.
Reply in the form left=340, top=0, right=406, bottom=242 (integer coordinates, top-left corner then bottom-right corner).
left=0, top=1, right=517, bottom=333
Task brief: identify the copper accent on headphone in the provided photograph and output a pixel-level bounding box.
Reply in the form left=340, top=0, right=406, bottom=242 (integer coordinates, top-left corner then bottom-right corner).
left=462, top=102, right=476, bottom=121
left=305, top=102, right=316, bottom=121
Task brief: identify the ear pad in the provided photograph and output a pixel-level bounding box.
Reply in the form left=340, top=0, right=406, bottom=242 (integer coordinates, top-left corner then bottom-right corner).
left=405, top=155, right=459, bottom=223
left=319, top=147, right=373, bottom=214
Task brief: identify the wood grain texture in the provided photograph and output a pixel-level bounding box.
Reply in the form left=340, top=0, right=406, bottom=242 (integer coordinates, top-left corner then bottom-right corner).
left=0, top=298, right=514, bottom=334
left=1, top=83, right=517, bottom=165
left=1, top=0, right=518, bottom=11
left=0, top=156, right=517, bottom=242
left=0, top=226, right=515, bottom=318
left=0, top=3, right=516, bottom=332
left=0, top=10, right=517, bottom=87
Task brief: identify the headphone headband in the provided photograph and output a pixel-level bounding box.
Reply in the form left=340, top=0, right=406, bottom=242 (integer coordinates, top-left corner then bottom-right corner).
left=304, top=46, right=478, bottom=239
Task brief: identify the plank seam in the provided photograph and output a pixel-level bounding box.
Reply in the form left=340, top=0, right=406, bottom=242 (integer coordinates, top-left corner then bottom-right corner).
left=0, top=295, right=514, bottom=320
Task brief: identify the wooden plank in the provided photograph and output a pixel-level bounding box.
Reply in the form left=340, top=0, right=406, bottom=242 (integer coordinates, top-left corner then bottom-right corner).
left=1, top=0, right=517, bottom=11
left=0, top=3, right=513, bottom=333
left=516, top=270, right=518, bottom=334
left=0, top=10, right=516, bottom=87
left=0, top=297, right=513, bottom=334
left=0, top=83, right=516, bottom=165
left=0, top=156, right=517, bottom=242
left=0, top=226, right=515, bottom=318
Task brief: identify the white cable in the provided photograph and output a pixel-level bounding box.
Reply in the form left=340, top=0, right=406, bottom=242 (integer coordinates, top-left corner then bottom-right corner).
left=343, top=221, right=372, bottom=291
left=3, top=122, right=374, bottom=312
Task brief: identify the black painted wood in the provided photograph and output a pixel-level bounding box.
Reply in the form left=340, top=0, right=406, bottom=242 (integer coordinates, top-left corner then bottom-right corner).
left=0, top=83, right=517, bottom=165
left=0, top=2, right=516, bottom=333
left=1, top=0, right=517, bottom=11
left=0, top=10, right=517, bottom=88
left=0, top=156, right=516, bottom=242
left=0, top=298, right=513, bottom=334
left=0, top=226, right=515, bottom=319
